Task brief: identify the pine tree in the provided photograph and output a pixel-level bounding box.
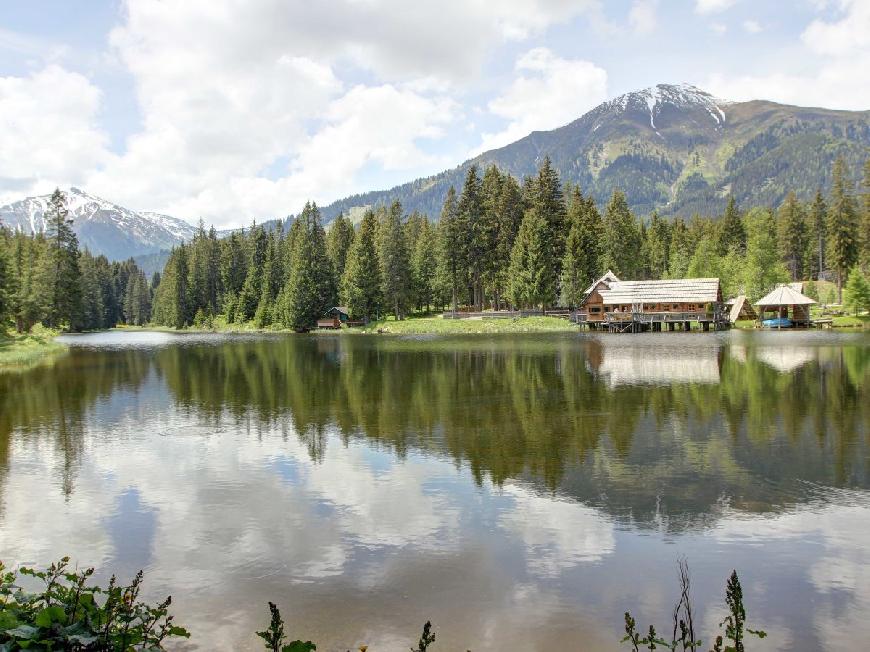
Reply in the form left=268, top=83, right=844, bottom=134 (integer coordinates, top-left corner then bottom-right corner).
left=254, top=231, right=283, bottom=328
left=777, top=191, right=807, bottom=281
left=508, top=207, right=556, bottom=310
left=410, top=218, right=437, bottom=312
left=827, top=157, right=859, bottom=303
left=491, top=174, right=524, bottom=310
left=531, top=157, right=567, bottom=280
left=861, top=158, right=870, bottom=268
left=327, top=212, right=355, bottom=287
left=844, top=266, right=870, bottom=315
left=220, top=232, right=247, bottom=319
left=42, top=189, right=83, bottom=330
left=718, top=196, right=746, bottom=255
left=377, top=201, right=411, bottom=319
left=601, top=190, right=640, bottom=278
left=478, top=165, right=505, bottom=309
left=152, top=244, right=189, bottom=329
left=646, top=212, right=670, bottom=279
left=0, top=230, right=11, bottom=328
left=667, top=217, right=691, bottom=279
left=279, top=202, right=334, bottom=331
left=236, top=223, right=268, bottom=322
left=341, top=209, right=382, bottom=321
left=743, top=208, right=789, bottom=300
left=560, top=187, right=602, bottom=307
left=807, top=190, right=827, bottom=280
left=437, top=187, right=466, bottom=312
left=457, top=166, right=485, bottom=309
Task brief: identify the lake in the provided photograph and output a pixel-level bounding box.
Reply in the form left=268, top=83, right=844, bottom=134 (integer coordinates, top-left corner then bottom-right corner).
left=0, top=330, right=868, bottom=651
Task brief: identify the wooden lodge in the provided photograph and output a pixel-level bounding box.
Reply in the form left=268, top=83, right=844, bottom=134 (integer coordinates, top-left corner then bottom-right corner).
left=573, top=273, right=727, bottom=332
left=317, top=306, right=352, bottom=329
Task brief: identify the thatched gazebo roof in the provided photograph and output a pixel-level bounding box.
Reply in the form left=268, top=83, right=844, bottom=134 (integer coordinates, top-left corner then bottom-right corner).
left=755, top=285, right=816, bottom=307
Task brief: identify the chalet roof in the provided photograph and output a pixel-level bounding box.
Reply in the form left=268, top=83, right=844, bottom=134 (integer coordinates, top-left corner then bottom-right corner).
left=583, top=270, right=620, bottom=296
left=598, top=278, right=721, bottom=305
left=779, top=281, right=804, bottom=293
left=327, top=306, right=350, bottom=315
left=755, top=285, right=816, bottom=307
left=727, top=295, right=757, bottom=322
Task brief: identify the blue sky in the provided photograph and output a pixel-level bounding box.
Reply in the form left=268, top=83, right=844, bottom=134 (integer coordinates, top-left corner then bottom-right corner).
left=0, top=0, right=867, bottom=227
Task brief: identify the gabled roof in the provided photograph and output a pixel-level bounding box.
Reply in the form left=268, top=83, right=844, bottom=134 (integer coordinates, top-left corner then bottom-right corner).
left=583, top=270, right=620, bottom=296
left=327, top=306, right=350, bottom=315
left=755, top=285, right=816, bottom=307
left=727, top=295, right=757, bottom=322
left=598, top=278, right=721, bottom=305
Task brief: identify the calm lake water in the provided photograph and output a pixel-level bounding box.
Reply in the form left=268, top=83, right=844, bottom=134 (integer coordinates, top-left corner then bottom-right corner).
left=1, top=330, right=868, bottom=650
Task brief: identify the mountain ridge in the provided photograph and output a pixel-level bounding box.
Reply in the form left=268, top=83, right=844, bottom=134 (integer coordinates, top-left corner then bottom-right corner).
left=320, top=83, right=869, bottom=221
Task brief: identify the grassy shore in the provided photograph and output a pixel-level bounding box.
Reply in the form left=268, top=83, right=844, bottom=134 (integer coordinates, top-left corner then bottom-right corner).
left=0, top=325, right=67, bottom=371
left=360, top=315, right=575, bottom=334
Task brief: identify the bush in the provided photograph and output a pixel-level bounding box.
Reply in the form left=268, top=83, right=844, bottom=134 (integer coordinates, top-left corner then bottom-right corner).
left=0, top=558, right=189, bottom=651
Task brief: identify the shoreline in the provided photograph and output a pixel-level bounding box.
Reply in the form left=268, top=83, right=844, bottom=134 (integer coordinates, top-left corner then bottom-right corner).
left=0, top=326, right=68, bottom=371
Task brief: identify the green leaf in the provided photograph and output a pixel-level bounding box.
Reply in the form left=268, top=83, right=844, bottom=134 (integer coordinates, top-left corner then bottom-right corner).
left=34, top=605, right=66, bottom=628
left=5, top=624, right=38, bottom=639
left=283, top=641, right=317, bottom=652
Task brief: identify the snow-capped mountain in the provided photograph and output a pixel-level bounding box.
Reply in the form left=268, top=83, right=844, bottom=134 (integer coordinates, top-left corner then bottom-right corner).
left=0, top=188, right=197, bottom=260
left=322, top=83, right=869, bottom=220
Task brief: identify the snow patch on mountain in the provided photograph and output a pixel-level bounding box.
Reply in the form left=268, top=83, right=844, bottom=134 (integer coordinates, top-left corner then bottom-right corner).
left=0, top=188, right=197, bottom=260
left=603, top=83, right=728, bottom=129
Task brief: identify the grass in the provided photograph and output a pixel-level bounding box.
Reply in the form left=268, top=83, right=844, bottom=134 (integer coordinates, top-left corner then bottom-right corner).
left=359, top=315, right=576, bottom=334
left=0, top=324, right=67, bottom=371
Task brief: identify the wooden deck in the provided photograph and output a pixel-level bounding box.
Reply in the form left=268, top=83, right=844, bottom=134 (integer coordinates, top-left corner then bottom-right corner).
left=572, top=310, right=729, bottom=332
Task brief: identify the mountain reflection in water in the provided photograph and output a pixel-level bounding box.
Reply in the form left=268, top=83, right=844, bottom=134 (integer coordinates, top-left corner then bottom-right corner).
left=0, top=330, right=867, bottom=651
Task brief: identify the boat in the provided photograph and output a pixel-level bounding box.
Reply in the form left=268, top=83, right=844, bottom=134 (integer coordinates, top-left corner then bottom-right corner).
left=762, top=317, right=793, bottom=328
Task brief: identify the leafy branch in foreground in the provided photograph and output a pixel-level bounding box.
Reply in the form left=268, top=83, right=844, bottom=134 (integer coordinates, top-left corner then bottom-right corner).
left=0, top=557, right=189, bottom=651
left=622, top=562, right=766, bottom=652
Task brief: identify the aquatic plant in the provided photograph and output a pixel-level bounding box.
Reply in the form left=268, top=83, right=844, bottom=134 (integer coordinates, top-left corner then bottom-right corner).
left=622, top=563, right=765, bottom=651
left=0, top=558, right=189, bottom=650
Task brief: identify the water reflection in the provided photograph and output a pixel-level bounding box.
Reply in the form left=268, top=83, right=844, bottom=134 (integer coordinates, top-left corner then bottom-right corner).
left=0, top=331, right=867, bottom=650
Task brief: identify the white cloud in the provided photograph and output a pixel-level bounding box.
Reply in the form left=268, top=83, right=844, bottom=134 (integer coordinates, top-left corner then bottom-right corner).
left=629, top=0, right=659, bottom=34
left=475, top=48, right=608, bottom=154
left=711, top=22, right=728, bottom=34
left=743, top=19, right=763, bottom=33
left=0, top=65, right=111, bottom=205
left=706, top=0, right=870, bottom=109
left=695, top=0, right=739, bottom=14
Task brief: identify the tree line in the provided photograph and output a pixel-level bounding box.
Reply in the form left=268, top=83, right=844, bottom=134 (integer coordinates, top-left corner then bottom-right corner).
left=148, top=155, right=869, bottom=330
left=0, top=189, right=153, bottom=333
left=2, top=156, right=867, bottom=334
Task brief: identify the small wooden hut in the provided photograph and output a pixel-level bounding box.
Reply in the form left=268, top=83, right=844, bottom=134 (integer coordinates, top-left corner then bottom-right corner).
left=754, top=285, right=816, bottom=327
left=575, top=270, right=621, bottom=324
left=726, top=295, right=757, bottom=323
left=317, top=306, right=351, bottom=329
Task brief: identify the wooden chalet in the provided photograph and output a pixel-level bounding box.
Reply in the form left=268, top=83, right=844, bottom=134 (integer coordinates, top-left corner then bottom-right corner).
left=574, top=276, right=726, bottom=332
left=725, top=295, right=758, bottom=323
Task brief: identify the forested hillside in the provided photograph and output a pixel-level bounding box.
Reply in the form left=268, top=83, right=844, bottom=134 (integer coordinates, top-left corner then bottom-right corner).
left=321, top=84, right=870, bottom=222
left=139, top=155, right=870, bottom=332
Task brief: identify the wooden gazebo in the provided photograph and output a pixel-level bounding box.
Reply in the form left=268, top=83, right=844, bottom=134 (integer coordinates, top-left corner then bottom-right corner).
left=755, top=285, right=816, bottom=327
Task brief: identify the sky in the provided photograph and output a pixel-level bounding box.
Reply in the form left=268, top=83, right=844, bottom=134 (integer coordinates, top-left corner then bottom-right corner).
left=0, top=0, right=868, bottom=228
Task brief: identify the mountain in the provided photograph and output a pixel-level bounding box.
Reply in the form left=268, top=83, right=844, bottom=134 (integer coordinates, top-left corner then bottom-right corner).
left=0, top=187, right=198, bottom=260
left=321, top=83, right=870, bottom=221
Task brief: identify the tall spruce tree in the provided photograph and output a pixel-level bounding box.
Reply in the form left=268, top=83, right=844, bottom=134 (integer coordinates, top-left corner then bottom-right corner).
left=508, top=207, right=556, bottom=310
left=777, top=191, right=808, bottom=281
left=532, top=157, right=567, bottom=282
left=718, top=196, right=746, bottom=255
left=377, top=201, right=411, bottom=319
left=808, top=190, right=827, bottom=280
left=42, top=189, right=83, bottom=330
left=646, top=212, right=670, bottom=279
left=280, top=202, right=335, bottom=330
left=861, top=158, right=870, bottom=267
left=560, top=187, right=601, bottom=307
left=743, top=208, right=789, bottom=300
left=0, top=231, right=11, bottom=328
left=341, top=209, right=382, bottom=320
left=437, top=187, right=466, bottom=312
left=152, top=244, right=189, bottom=329
left=827, top=157, right=859, bottom=302
left=601, top=190, right=640, bottom=278
left=410, top=218, right=438, bottom=312
left=491, top=174, right=524, bottom=310
left=457, top=166, right=485, bottom=309
left=236, top=223, right=268, bottom=322
left=327, top=212, right=355, bottom=288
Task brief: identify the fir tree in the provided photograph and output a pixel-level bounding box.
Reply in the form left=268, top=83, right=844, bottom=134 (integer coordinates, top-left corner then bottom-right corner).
left=743, top=208, right=789, bottom=300
left=457, top=166, right=485, bottom=309
left=807, top=190, right=827, bottom=280
left=844, top=266, right=870, bottom=315
left=718, top=196, right=746, bottom=256
left=667, top=218, right=691, bottom=279
left=341, top=209, right=381, bottom=321
left=279, top=202, right=335, bottom=330
left=646, top=212, right=671, bottom=279
left=377, top=201, right=411, bottom=319
left=410, top=219, right=437, bottom=312
left=531, top=157, right=567, bottom=280
left=508, top=207, right=556, bottom=310
left=491, top=174, right=524, bottom=310
left=601, top=190, right=640, bottom=278
left=0, top=231, right=11, bottom=328
left=326, top=212, right=355, bottom=287
left=560, top=187, right=601, bottom=307
left=437, top=187, right=466, bottom=312
left=826, top=157, right=859, bottom=302
left=152, top=245, right=189, bottom=329
left=42, top=189, right=83, bottom=330
left=777, top=191, right=807, bottom=281
left=236, top=223, right=268, bottom=322
left=861, top=159, right=870, bottom=267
